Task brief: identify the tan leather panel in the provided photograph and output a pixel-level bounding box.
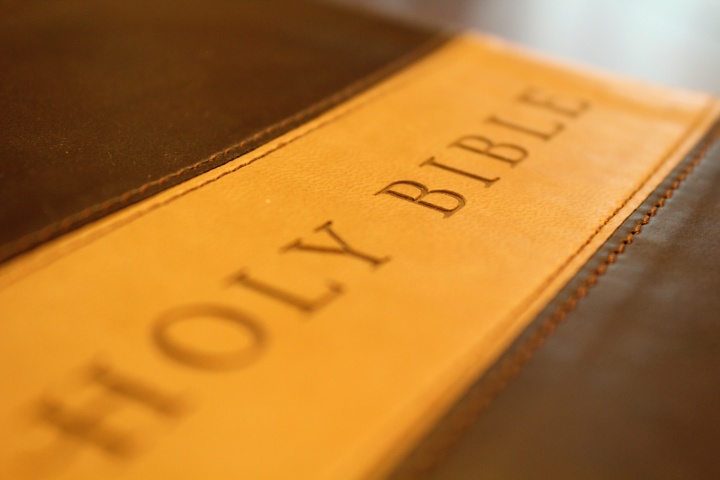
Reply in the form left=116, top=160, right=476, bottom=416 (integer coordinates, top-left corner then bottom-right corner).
left=0, top=0, right=443, bottom=263
left=0, top=35, right=717, bottom=479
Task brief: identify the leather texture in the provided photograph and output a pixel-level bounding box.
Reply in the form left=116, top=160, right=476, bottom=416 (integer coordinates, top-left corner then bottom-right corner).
left=2, top=0, right=720, bottom=478
left=390, top=122, right=720, bottom=480
left=0, top=32, right=716, bottom=479
left=0, top=0, right=442, bottom=263
left=323, top=2, right=720, bottom=478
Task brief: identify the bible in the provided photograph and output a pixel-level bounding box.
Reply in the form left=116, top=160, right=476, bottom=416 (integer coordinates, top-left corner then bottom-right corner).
left=1, top=1, right=718, bottom=479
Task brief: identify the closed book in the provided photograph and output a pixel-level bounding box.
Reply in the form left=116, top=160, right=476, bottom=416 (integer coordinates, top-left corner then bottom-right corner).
left=1, top=1, right=718, bottom=479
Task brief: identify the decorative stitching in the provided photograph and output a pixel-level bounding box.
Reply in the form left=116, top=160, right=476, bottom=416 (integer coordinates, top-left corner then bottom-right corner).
left=4, top=28, right=717, bottom=472
left=0, top=34, right=460, bottom=288
left=0, top=32, right=451, bottom=264
left=499, top=99, right=720, bottom=330
left=394, top=121, right=720, bottom=479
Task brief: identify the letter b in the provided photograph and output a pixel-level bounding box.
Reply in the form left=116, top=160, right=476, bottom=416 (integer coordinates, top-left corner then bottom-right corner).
left=376, top=180, right=466, bottom=218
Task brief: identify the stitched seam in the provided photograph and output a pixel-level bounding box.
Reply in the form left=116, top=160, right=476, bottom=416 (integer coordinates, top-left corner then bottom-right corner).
left=397, top=122, right=720, bottom=479
left=0, top=32, right=451, bottom=263
left=0, top=34, right=462, bottom=289
left=499, top=98, right=719, bottom=331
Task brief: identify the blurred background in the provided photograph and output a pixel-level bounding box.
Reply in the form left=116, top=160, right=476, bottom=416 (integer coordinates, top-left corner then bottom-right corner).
left=326, top=2, right=720, bottom=479
left=331, top=0, right=720, bottom=94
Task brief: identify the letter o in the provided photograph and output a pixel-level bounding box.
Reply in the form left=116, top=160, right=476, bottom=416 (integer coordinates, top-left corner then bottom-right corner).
left=153, top=304, right=267, bottom=371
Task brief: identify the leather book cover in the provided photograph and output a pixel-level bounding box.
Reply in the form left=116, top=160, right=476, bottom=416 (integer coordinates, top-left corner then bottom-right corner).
left=1, top=1, right=718, bottom=479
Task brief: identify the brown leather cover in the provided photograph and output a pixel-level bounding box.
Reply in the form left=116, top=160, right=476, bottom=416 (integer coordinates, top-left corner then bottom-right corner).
left=390, top=121, right=720, bottom=479
left=0, top=0, right=443, bottom=263
left=359, top=2, right=720, bottom=478
left=7, top=31, right=716, bottom=479
left=2, top=0, right=720, bottom=478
